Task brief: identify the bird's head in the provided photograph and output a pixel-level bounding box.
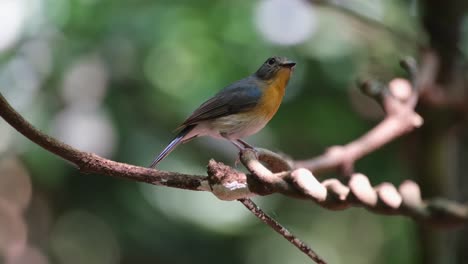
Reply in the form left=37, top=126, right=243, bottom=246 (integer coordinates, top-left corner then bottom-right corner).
left=254, top=56, right=296, bottom=82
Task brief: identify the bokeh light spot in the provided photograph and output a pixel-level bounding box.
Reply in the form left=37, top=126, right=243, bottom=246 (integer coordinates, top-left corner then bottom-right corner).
left=62, top=55, right=109, bottom=108
left=255, top=0, right=316, bottom=45
left=50, top=210, right=120, bottom=264
left=52, top=107, right=116, bottom=157
left=0, top=57, right=41, bottom=110
left=0, top=199, right=27, bottom=261
left=0, top=0, right=26, bottom=52
left=0, top=158, right=32, bottom=212
left=141, top=185, right=253, bottom=234
left=0, top=122, right=14, bottom=154
left=145, top=45, right=196, bottom=99
left=6, top=246, right=49, bottom=264
left=43, top=0, right=70, bottom=27
left=20, top=38, right=53, bottom=78
left=301, top=20, right=356, bottom=60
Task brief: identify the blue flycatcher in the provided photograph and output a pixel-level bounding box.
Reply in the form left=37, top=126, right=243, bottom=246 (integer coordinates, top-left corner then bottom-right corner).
left=150, top=56, right=295, bottom=168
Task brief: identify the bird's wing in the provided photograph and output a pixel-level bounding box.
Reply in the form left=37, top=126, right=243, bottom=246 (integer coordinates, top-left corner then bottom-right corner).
left=179, top=77, right=262, bottom=127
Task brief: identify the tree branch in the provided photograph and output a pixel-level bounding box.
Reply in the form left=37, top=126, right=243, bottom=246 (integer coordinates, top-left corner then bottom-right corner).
left=239, top=198, right=327, bottom=264
left=1, top=62, right=467, bottom=228
left=230, top=150, right=468, bottom=228
left=0, top=93, right=210, bottom=192
left=294, top=58, right=423, bottom=175
left=0, top=92, right=327, bottom=263
left=1, top=57, right=467, bottom=263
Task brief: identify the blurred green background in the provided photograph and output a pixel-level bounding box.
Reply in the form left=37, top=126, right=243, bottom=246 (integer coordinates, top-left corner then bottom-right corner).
left=0, top=0, right=432, bottom=263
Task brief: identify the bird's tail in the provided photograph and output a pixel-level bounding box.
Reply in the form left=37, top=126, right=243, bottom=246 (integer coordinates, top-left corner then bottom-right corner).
left=149, top=125, right=195, bottom=168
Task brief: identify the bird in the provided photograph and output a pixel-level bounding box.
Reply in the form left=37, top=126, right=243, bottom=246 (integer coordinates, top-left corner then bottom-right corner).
left=149, top=56, right=296, bottom=168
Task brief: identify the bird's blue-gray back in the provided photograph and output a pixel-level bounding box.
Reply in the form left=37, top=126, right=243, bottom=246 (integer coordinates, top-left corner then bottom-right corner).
left=180, top=76, right=262, bottom=127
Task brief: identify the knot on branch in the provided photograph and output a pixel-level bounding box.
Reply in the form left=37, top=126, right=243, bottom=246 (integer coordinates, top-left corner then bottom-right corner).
left=206, top=160, right=252, bottom=201
left=290, top=168, right=327, bottom=202
left=220, top=149, right=468, bottom=227
left=256, top=148, right=294, bottom=172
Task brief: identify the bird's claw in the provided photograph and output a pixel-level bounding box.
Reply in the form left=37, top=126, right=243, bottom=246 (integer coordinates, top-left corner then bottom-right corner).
left=240, top=147, right=259, bottom=159
left=234, top=148, right=259, bottom=167
left=234, top=156, right=241, bottom=167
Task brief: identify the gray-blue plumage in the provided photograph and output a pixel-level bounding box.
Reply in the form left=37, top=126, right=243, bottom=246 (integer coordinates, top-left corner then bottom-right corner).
left=149, top=78, right=262, bottom=168
left=180, top=76, right=262, bottom=128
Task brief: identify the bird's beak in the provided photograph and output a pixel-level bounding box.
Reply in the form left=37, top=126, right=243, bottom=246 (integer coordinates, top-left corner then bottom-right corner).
left=280, top=61, right=296, bottom=68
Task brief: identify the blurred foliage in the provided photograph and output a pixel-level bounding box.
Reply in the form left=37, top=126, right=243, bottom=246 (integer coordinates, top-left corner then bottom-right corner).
left=0, top=0, right=431, bottom=263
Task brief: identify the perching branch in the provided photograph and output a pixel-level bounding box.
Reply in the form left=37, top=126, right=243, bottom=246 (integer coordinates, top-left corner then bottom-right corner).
left=0, top=93, right=210, bottom=192
left=0, top=91, right=326, bottom=263
left=5, top=115, right=455, bottom=231
left=1, top=57, right=468, bottom=263
left=222, top=149, right=467, bottom=228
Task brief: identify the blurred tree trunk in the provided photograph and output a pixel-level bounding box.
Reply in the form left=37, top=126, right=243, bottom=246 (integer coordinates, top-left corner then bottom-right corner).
left=414, top=1, right=468, bottom=263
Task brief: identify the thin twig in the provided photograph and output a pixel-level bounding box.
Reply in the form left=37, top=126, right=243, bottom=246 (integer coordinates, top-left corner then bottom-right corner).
left=311, top=0, right=421, bottom=47
left=238, top=198, right=327, bottom=264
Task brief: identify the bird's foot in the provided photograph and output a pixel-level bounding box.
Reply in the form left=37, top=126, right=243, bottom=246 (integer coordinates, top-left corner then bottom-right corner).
left=239, top=147, right=259, bottom=160
left=234, top=156, right=241, bottom=167
left=237, top=139, right=255, bottom=150
left=229, top=139, right=259, bottom=165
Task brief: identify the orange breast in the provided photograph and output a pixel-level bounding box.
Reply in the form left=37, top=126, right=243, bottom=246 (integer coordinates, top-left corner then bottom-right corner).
left=254, top=68, right=291, bottom=120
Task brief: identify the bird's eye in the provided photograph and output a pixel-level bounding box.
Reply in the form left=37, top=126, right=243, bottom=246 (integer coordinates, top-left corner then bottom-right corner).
left=267, top=58, right=276, bottom=65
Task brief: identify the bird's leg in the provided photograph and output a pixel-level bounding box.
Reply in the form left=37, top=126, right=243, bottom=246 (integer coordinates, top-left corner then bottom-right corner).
left=229, top=139, right=245, bottom=150
left=236, top=139, right=255, bottom=149
left=228, top=140, right=245, bottom=167
left=236, top=139, right=259, bottom=160
left=227, top=139, right=258, bottom=164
